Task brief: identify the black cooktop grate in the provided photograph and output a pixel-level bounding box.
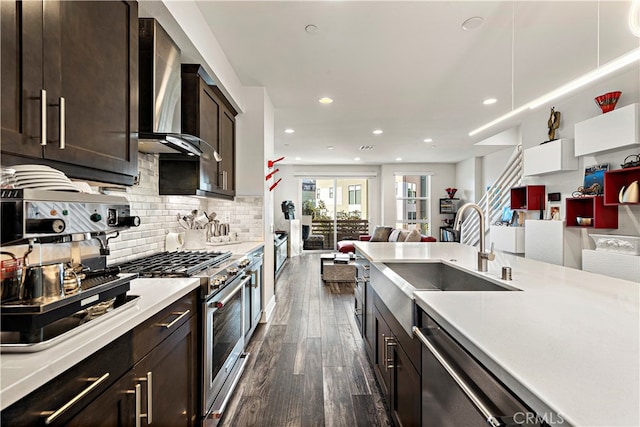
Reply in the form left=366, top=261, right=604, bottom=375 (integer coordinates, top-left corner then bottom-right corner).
left=116, top=251, right=232, bottom=277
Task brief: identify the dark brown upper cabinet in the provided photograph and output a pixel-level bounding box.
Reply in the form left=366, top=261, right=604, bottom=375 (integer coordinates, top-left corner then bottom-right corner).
left=178, top=64, right=237, bottom=199
left=1, top=1, right=138, bottom=186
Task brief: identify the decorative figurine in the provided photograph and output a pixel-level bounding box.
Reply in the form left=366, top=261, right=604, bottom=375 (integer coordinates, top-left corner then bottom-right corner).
left=547, top=107, right=561, bottom=142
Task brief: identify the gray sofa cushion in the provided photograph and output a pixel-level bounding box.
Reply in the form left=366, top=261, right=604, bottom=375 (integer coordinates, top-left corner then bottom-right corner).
left=370, top=226, right=393, bottom=242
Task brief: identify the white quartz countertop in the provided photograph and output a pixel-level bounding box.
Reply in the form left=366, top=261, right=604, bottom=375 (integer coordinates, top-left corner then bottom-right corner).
left=0, top=277, right=200, bottom=410
left=204, top=240, right=264, bottom=255
left=355, top=241, right=640, bottom=427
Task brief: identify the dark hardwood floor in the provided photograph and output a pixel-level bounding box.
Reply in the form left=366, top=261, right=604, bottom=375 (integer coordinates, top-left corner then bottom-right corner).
left=220, top=252, right=392, bottom=427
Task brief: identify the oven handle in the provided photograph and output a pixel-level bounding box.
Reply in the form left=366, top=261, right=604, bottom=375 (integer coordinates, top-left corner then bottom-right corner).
left=209, top=275, right=250, bottom=309
left=412, top=326, right=502, bottom=427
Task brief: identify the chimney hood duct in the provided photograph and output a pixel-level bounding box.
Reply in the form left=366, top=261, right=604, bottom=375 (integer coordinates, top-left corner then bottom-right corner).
left=137, top=18, right=221, bottom=162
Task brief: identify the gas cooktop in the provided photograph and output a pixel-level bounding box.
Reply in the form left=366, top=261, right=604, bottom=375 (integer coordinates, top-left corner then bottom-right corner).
left=115, top=250, right=233, bottom=277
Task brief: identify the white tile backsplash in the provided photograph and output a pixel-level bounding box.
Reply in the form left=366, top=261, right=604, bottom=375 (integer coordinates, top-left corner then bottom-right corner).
left=0, top=154, right=264, bottom=265
left=107, top=153, right=264, bottom=264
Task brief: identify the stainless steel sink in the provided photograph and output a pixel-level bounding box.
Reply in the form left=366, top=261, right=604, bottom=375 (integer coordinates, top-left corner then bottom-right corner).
left=382, top=262, right=520, bottom=291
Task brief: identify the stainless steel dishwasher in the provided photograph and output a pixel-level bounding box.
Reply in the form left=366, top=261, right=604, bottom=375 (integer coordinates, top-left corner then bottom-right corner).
left=413, top=311, right=547, bottom=427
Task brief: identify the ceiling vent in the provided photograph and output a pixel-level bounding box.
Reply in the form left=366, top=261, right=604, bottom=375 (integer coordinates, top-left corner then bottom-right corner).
left=359, top=145, right=374, bottom=151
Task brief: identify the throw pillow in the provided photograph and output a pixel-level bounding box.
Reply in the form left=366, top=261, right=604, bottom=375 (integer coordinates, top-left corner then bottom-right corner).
left=370, top=226, right=393, bottom=242
left=388, top=229, right=402, bottom=242
left=404, top=229, right=422, bottom=242
left=398, top=230, right=410, bottom=242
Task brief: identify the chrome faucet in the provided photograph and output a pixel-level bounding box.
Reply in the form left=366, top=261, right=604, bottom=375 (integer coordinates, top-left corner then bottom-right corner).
left=454, top=203, right=495, bottom=272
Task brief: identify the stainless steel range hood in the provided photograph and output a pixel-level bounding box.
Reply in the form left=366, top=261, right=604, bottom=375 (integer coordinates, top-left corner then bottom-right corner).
left=138, top=18, right=221, bottom=161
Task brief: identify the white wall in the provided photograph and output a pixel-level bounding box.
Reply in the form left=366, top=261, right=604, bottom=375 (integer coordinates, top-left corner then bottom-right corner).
left=455, top=157, right=482, bottom=203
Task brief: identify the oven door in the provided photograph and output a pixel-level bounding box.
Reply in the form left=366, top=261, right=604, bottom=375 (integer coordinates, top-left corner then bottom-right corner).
left=203, top=274, right=249, bottom=417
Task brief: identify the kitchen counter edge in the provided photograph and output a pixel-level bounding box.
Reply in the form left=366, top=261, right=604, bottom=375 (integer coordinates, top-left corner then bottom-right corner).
left=0, top=277, right=200, bottom=410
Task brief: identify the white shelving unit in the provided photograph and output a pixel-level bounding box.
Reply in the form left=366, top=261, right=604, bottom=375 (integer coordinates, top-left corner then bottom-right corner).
left=574, top=103, right=639, bottom=156
left=582, top=249, right=640, bottom=282
left=523, top=138, right=578, bottom=176
left=524, top=220, right=581, bottom=267
left=490, top=226, right=525, bottom=254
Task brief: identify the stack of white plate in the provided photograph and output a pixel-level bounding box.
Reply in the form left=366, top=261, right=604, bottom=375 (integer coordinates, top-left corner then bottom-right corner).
left=8, top=165, right=79, bottom=192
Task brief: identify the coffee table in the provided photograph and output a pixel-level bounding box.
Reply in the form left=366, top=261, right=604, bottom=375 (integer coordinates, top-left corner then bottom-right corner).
left=320, top=253, right=356, bottom=283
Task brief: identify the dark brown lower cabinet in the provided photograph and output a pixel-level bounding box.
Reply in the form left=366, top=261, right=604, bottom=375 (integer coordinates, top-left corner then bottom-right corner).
left=1, top=290, right=198, bottom=426
left=372, top=294, right=421, bottom=427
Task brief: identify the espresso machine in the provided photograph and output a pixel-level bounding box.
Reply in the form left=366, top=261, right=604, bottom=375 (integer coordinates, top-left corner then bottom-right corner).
left=0, top=188, right=140, bottom=351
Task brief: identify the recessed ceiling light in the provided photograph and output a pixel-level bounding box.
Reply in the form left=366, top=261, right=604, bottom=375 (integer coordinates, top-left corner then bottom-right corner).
left=295, top=157, right=301, bottom=161
left=462, top=16, right=483, bottom=31
left=284, top=128, right=295, bottom=134
left=354, top=157, right=361, bottom=161
left=423, top=138, right=433, bottom=143
left=318, top=97, right=333, bottom=104
left=395, top=157, right=402, bottom=161
left=483, top=98, right=497, bottom=105
left=305, top=24, right=318, bottom=34
left=327, top=146, right=334, bottom=150
left=372, top=129, right=383, bottom=135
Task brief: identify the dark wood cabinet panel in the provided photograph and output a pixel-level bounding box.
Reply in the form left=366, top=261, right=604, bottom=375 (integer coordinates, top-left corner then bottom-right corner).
left=65, top=370, right=135, bottom=427
left=134, top=314, right=199, bottom=427
left=180, top=64, right=237, bottom=199
left=372, top=288, right=421, bottom=427
left=1, top=0, right=46, bottom=159
left=1, top=291, right=199, bottom=426
left=0, top=0, right=138, bottom=186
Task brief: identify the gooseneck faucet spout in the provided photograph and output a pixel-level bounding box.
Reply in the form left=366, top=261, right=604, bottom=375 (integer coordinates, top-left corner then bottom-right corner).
left=454, top=203, right=495, bottom=272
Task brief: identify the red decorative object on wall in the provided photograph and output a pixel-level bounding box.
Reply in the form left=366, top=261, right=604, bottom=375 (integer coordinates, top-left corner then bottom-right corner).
left=266, top=157, right=285, bottom=191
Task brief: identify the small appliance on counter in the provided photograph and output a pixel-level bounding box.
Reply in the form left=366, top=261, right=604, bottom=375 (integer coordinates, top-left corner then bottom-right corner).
left=0, top=189, right=141, bottom=352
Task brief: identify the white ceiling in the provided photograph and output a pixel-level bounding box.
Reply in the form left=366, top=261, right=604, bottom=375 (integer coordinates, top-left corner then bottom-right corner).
left=192, top=1, right=639, bottom=165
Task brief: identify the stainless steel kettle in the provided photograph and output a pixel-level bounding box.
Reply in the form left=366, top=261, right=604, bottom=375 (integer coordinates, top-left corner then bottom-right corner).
left=20, top=262, right=65, bottom=303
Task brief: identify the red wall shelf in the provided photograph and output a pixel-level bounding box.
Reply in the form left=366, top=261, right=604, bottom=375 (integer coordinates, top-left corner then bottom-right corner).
left=603, top=165, right=640, bottom=206
left=565, top=196, right=618, bottom=228
left=510, top=185, right=546, bottom=210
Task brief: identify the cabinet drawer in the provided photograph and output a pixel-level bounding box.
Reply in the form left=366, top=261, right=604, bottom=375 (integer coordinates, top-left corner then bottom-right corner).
left=132, top=290, right=197, bottom=362
left=1, top=331, right=134, bottom=426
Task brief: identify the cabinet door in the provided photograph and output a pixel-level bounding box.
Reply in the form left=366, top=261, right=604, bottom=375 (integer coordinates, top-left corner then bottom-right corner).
left=65, top=370, right=136, bottom=427
left=41, top=0, right=138, bottom=179
left=218, top=105, right=235, bottom=192
left=198, top=81, right=220, bottom=193
left=391, top=343, right=421, bottom=427
left=373, top=306, right=392, bottom=398
left=134, top=313, right=198, bottom=427
left=364, top=281, right=375, bottom=362
left=1, top=0, right=46, bottom=158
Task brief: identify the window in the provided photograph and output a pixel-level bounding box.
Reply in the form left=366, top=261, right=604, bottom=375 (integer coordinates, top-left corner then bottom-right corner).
left=348, top=185, right=361, bottom=204
left=394, top=174, right=431, bottom=235
left=329, top=187, right=334, bottom=199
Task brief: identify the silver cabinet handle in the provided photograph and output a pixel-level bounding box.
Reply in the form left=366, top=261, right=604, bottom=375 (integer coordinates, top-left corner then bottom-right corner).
left=136, top=372, right=153, bottom=424
left=355, top=277, right=366, bottom=283
left=40, top=89, right=47, bottom=146
left=131, top=383, right=142, bottom=427
left=156, top=309, right=190, bottom=329
left=58, top=96, right=65, bottom=149
left=41, top=372, right=110, bottom=424
left=384, top=336, right=396, bottom=370
left=412, top=326, right=502, bottom=427
left=147, top=372, right=153, bottom=424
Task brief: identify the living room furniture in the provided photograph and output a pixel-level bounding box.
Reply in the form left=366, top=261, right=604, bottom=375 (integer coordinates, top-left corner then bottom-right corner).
left=320, top=253, right=356, bottom=284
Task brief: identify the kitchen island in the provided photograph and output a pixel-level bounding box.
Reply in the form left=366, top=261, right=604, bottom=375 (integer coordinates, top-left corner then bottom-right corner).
left=355, top=241, right=639, bottom=427
left=0, top=277, right=200, bottom=411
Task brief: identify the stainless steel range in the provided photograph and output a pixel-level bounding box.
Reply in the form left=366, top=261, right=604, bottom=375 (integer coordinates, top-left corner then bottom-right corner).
left=116, top=249, right=253, bottom=426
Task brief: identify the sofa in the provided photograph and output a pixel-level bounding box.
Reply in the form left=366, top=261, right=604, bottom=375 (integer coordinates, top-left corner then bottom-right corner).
left=337, top=226, right=436, bottom=253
